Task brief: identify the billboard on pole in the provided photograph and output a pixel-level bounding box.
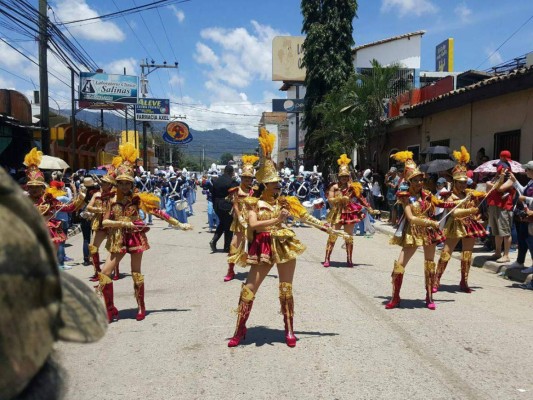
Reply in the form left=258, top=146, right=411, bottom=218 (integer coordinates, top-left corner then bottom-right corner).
left=272, top=99, right=305, bottom=113
left=435, top=38, right=454, bottom=72
left=136, top=98, right=170, bottom=121
left=272, top=36, right=306, bottom=82
left=79, top=72, right=138, bottom=104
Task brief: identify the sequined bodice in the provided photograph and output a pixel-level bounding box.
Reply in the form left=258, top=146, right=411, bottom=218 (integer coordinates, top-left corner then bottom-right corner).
left=110, top=198, right=140, bottom=222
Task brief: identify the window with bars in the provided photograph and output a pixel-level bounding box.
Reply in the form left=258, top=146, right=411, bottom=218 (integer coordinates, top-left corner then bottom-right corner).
left=494, top=130, right=520, bottom=160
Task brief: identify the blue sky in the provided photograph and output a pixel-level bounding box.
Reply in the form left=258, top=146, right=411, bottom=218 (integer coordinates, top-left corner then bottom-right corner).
left=0, top=0, right=532, bottom=137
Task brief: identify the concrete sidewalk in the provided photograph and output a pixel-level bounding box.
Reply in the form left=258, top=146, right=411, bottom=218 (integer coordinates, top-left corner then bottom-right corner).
left=371, top=218, right=533, bottom=284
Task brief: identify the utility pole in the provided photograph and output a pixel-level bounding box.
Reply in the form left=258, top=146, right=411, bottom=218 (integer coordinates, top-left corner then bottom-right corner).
left=124, top=67, right=128, bottom=143
left=294, top=85, right=301, bottom=174
left=70, top=68, right=78, bottom=170
left=38, top=0, right=50, bottom=154
left=139, top=59, right=178, bottom=171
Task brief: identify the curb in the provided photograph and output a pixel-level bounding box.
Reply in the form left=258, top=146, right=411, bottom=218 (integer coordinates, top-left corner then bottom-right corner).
left=372, top=222, right=532, bottom=282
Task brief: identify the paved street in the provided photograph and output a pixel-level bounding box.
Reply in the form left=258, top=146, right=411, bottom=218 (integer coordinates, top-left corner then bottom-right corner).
left=57, top=195, right=533, bottom=400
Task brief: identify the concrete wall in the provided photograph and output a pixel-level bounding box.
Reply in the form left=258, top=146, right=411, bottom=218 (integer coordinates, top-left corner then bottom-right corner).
left=353, top=35, right=422, bottom=69
left=419, top=88, right=533, bottom=163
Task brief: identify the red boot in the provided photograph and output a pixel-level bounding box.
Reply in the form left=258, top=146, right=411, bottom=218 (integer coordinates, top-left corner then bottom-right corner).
left=112, top=264, right=120, bottom=281
left=424, top=260, right=437, bottom=310
left=345, top=236, right=354, bottom=268
left=433, top=251, right=451, bottom=293
left=132, top=272, right=146, bottom=321
left=323, top=235, right=337, bottom=268
left=224, top=263, right=235, bottom=282
left=460, top=251, right=473, bottom=293
left=385, top=261, right=404, bottom=309
left=98, top=273, right=118, bottom=323
left=89, top=244, right=100, bottom=282
left=228, top=284, right=254, bottom=347
left=279, top=282, right=297, bottom=347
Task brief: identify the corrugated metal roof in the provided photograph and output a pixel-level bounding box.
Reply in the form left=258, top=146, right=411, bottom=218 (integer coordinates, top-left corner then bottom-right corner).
left=352, top=30, right=426, bottom=53
left=407, top=66, right=533, bottom=112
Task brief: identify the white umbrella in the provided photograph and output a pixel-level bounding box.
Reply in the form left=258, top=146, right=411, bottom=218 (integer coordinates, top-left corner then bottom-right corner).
left=25, top=155, right=70, bottom=170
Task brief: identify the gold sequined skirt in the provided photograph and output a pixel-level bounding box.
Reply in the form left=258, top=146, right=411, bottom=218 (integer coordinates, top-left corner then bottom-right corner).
left=247, top=230, right=306, bottom=265
left=390, top=222, right=445, bottom=247
left=444, top=217, right=486, bottom=239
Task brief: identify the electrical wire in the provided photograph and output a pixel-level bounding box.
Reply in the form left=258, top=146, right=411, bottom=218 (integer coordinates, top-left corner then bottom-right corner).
left=111, top=0, right=152, bottom=60
left=475, top=14, right=533, bottom=70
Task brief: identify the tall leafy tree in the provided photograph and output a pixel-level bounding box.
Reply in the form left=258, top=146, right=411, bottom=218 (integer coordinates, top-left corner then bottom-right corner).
left=301, top=0, right=358, bottom=170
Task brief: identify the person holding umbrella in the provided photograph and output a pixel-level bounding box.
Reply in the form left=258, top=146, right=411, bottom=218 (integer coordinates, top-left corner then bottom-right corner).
left=433, top=147, right=487, bottom=293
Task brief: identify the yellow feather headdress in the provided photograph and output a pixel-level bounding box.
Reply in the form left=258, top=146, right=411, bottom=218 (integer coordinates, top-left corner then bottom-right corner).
left=453, top=146, right=470, bottom=164
left=24, top=147, right=43, bottom=167
left=241, top=155, right=259, bottom=165
left=258, top=127, right=276, bottom=158
left=391, top=151, right=413, bottom=164
left=337, top=154, right=351, bottom=166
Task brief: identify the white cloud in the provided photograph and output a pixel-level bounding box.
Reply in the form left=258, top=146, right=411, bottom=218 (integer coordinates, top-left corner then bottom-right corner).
left=193, top=43, right=219, bottom=67
left=381, top=0, right=438, bottom=17
left=455, top=3, right=472, bottom=23
left=169, top=5, right=185, bottom=23
left=104, top=58, right=138, bottom=76
left=0, top=40, right=30, bottom=68
left=486, top=48, right=503, bottom=66
left=52, top=0, right=126, bottom=42
left=168, top=73, right=185, bottom=87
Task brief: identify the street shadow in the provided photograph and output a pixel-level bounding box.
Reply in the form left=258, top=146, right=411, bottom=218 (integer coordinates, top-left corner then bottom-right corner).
left=119, top=308, right=191, bottom=319
left=234, top=272, right=248, bottom=281
left=233, top=325, right=339, bottom=347
left=376, top=296, right=455, bottom=309
left=327, top=261, right=372, bottom=269
left=436, top=284, right=483, bottom=293
left=507, top=283, right=533, bottom=290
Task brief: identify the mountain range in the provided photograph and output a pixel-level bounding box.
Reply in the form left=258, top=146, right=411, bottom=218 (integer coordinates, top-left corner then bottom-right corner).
left=59, top=109, right=257, bottom=161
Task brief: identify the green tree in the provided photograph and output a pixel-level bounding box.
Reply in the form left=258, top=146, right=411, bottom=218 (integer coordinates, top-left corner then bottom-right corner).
left=301, top=0, right=358, bottom=170
left=220, top=152, right=234, bottom=165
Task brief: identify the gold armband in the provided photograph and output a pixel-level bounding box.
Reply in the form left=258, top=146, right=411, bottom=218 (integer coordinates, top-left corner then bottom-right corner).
left=86, top=206, right=104, bottom=214
left=102, top=220, right=133, bottom=229
left=453, top=207, right=478, bottom=218
left=410, top=217, right=438, bottom=229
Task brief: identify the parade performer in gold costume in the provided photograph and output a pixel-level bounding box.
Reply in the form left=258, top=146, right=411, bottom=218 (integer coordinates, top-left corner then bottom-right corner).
left=224, top=155, right=259, bottom=282
left=84, top=169, right=117, bottom=282
left=433, top=147, right=486, bottom=293
left=97, top=143, right=192, bottom=323
left=24, top=148, right=86, bottom=247
left=227, top=128, right=344, bottom=348
left=323, top=154, right=376, bottom=268
left=386, top=151, right=457, bottom=310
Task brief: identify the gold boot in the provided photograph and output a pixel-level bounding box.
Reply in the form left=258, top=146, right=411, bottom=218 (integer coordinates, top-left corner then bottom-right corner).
left=424, top=260, right=437, bottom=310
left=460, top=251, right=473, bottom=293
left=279, top=282, right=296, bottom=347
left=323, top=234, right=337, bottom=267
left=385, top=261, right=404, bottom=309
left=433, top=250, right=451, bottom=293
left=132, top=272, right=146, bottom=321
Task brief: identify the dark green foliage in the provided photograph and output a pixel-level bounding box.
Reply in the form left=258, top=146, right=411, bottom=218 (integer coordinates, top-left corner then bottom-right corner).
left=301, top=0, right=358, bottom=171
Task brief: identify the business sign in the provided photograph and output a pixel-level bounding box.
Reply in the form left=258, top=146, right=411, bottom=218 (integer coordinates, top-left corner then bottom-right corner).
left=136, top=98, right=170, bottom=121
left=79, top=72, right=138, bottom=104
left=78, top=101, right=126, bottom=110
left=272, top=99, right=305, bottom=113
left=435, top=38, right=454, bottom=72
left=163, top=121, right=193, bottom=145
left=272, top=36, right=306, bottom=82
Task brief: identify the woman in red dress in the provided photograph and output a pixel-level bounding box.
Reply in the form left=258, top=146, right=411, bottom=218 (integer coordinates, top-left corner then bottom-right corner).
left=434, top=146, right=486, bottom=293
left=23, top=148, right=85, bottom=249
left=323, top=154, right=376, bottom=267
left=97, top=143, right=192, bottom=323
left=224, top=155, right=258, bottom=281
left=386, top=151, right=457, bottom=310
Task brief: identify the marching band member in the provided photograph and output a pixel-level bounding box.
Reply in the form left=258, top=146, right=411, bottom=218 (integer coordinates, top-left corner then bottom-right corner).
left=323, top=154, right=376, bottom=268
left=23, top=148, right=86, bottom=257
left=97, top=143, right=192, bottom=323
left=227, top=128, right=344, bottom=348
left=224, top=155, right=258, bottom=282
left=434, top=147, right=486, bottom=293
left=84, top=170, right=117, bottom=281
left=385, top=151, right=457, bottom=310
left=136, top=173, right=154, bottom=225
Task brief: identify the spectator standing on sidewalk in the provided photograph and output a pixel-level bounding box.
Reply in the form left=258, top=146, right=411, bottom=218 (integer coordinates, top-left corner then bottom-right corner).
left=485, top=150, right=516, bottom=264
left=509, top=161, right=533, bottom=273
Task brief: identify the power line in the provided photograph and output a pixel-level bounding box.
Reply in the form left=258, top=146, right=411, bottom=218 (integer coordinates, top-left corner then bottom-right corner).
left=475, top=14, right=533, bottom=70
left=111, top=0, right=152, bottom=60
left=57, top=0, right=191, bottom=26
